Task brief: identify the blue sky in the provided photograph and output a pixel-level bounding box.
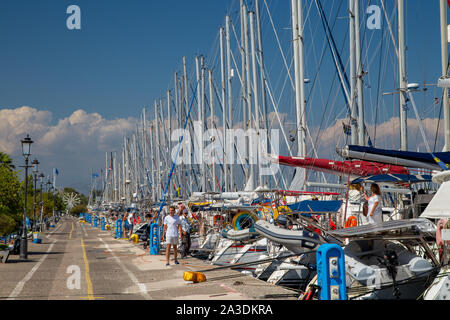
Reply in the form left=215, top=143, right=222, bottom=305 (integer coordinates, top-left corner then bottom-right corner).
left=0, top=0, right=448, bottom=193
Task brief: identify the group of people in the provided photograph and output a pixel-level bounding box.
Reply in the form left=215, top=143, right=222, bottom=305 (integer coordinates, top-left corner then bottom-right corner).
left=162, top=202, right=192, bottom=266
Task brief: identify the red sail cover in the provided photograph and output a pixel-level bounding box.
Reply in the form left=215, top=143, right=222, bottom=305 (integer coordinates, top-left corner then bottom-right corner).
left=275, top=155, right=409, bottom=178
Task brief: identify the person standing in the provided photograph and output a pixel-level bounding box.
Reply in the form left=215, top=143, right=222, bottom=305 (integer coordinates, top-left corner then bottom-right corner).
left=162, top=206, right=182, bottom=266
left=127, top=211, right=135, bottom=238
left=363, top=183, right=383, bottom=224
left=179, top=207, right=192, bottom=258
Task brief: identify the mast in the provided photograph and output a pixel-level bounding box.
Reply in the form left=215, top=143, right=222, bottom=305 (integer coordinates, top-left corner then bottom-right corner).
left=154, top=101, right=162, bottom=201
left=354, top=0, right=365, bottom=146
left=226, top=16, right=234, bottom=191
left=440, top=0, right=450, bottom=152
left=255, top=0, right=269, bottom=187
left=249, top=11, right=261, bottom=188
left=398, top=0, right=408, bottom=151
left=290, top=0, right=307, bottom=191
left=209, top=69, right=217, bottom=193
left=240, top=0, right=249, bottom=183
left=182, top=56, right=193, bottom=196
left=220, top=27, right=229, bottom=192
left=349, top=0, right=358, bottom=145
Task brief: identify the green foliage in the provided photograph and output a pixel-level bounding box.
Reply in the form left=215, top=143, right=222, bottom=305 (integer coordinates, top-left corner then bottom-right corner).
left=70, top=204, right=88, bottom=216
left=0, top=166, right=22, bottom=234
left=0, top=151, right=15, bottom=170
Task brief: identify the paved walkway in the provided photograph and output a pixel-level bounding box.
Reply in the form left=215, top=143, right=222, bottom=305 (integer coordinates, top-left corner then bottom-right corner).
left=0, top=216, right=297, bottom=300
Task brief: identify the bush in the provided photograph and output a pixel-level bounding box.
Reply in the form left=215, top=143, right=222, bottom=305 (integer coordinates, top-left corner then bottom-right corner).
left=70, top=204, right=88, bottom=216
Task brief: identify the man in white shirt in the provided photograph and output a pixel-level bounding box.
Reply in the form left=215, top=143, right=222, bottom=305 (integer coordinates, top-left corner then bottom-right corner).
left=162, top=206, right=182, bottom=266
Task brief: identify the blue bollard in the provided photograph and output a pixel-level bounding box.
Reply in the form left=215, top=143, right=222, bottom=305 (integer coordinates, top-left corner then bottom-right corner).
left=100, top=217, right=105, bottom=231
left=115, top=220, right=122, bottom=239
left=94, top=216, right=98, bottom=228
left=316, top=243, right=347, bottom=300
left=149, top=223, right=160, bottom=255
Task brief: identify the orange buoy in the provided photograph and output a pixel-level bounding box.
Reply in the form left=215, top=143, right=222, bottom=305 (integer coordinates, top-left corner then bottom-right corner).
left=345, top=216, right=358, bottom=228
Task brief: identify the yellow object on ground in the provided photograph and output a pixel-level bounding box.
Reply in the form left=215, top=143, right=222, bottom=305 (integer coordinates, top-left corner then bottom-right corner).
left=130, top=234, right=139, bottom=243
left=183, top=271, right=206, bottom=283
left=105, top=224, right=110, bottom=230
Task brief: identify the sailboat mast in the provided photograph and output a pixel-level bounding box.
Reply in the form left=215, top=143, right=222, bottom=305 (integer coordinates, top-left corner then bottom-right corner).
left=398, top=0, right=408, bottom=151
left=209, top=69, right=217, bottom=193
left=255, top=0, right=269, bottom=187
left=440, top=0, right=450, bottom=152
left=226, top=15, right=234, bottom=191
left=354, top=0, right=365, bottom=146
left=291, top=0, right=306, bottom=158
left=220, top=27, right=229, bottom=192
left=349, top=0, right=358, bottom=145
left=249, top=11, right=261, bottom=188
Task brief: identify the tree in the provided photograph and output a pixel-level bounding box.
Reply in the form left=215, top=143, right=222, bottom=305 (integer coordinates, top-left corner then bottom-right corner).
left=0, top=166, right=23, bottom=235
left=0, top=151, right=15, bottom=170
left=70, top=204, right=88, bottom=216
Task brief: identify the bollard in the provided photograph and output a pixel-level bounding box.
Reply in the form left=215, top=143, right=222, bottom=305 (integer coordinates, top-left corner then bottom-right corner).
left=115, top=220, right=122, bottom=239
left=316, top=243, right=347, bottom=300
left=32, top=232, right=42, bottom=244
left=100, top=217, right=105, bottom=231
left=149, top=223, right=160, bottom=255
left=94, top=216, right=98, bottom=228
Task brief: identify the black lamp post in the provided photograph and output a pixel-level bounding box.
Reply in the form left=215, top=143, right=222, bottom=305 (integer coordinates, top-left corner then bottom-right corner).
left=32, top=159, right=39, bottom=232
left=39, top=173, right=44, bottom=232
left=20, top=134, right=33, bottom=259
left=47, top=178, right=52, bottom=226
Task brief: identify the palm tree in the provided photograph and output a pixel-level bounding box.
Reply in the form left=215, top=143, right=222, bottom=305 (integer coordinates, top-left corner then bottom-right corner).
left=0, top=151, right=15, bottom=170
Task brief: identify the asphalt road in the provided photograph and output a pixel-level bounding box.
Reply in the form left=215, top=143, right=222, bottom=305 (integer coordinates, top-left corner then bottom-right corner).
left=0, top=216, right=297, bottom=300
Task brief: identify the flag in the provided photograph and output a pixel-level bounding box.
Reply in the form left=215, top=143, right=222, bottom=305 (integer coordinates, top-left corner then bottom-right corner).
left=92, top=173, right=99, bottom=178
left=342, top=123, right=351, bottom=136
left=53, top=168, right=59, bottom=176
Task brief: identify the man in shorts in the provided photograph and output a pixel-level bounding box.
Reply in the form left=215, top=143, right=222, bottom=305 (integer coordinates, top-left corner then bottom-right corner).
left=162, top=206, right=182, bottom=266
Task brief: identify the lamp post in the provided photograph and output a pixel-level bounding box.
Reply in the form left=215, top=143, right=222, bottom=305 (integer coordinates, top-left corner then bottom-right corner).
left=20, top=134, right=33, bottom=259
left=46, top=179, right=52, bottom=229
left=39, top=173, right=44, bottom=232
left=32, top=159, right=39, bottom=232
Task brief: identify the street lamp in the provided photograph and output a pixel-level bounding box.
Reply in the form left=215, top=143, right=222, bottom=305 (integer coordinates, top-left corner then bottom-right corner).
left=20, top=134, right=33, bottom=259
left=32, top=159, right=39, bottom=232
left=39, top=173, right=44, bottom=232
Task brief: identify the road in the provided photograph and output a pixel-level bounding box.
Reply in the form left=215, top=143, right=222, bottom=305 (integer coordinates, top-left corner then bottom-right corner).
left=0, top=216, right=297, bottom=300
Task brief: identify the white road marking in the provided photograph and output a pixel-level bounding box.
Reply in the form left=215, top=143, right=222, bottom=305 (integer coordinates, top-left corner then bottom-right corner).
left=98, top=237, right=151, bottom=300
left=7, top=240, right=57, bottom=300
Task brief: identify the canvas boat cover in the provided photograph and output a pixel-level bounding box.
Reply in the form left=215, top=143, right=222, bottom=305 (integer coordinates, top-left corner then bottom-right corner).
left=329, top=218, right=436, bottom=238
left=268, top=154, right=409, bottom=177
left=345, top=145, right=450, bottom=170
left=351, top=173, right=433, bottom=185
left=287, top=200, right=342, bottom=213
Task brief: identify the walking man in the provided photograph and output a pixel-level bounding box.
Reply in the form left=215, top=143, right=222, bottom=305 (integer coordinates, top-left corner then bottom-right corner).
left=179, top=206, right=192, bottom=258
left=162, top=206, right=182, bottom=266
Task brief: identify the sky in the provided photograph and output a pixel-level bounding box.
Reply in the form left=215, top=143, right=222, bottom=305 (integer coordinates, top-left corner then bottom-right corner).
left=0, top=0, right=448, bottom=194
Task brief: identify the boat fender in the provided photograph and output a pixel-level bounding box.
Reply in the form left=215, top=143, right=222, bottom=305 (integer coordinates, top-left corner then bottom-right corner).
left=436, top=218, right=448, bottom=247
left=213, top=215, right=224, bottom=226
left=344, top=216, right=358, bottom=228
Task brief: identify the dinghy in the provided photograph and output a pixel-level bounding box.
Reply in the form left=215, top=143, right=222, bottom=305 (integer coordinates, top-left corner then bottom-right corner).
left=254, top=220, right=322, bottom=254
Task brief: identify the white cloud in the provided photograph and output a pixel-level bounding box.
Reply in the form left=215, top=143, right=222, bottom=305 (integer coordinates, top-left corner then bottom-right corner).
left=0, top=106, right=137, bottom=194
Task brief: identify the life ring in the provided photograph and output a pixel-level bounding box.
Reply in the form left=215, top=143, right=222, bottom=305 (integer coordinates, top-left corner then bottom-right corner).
left=232, top=211, right=259, bottom=231
left=213, top=215, right=224, bottom=226
left=345, top=216, right=358, bottom=228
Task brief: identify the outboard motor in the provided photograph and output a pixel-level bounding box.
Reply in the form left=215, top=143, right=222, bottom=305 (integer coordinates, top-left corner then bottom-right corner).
left=275, top=214, right=289, bottom=228
left=379, top=249, right=401, bottom=299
